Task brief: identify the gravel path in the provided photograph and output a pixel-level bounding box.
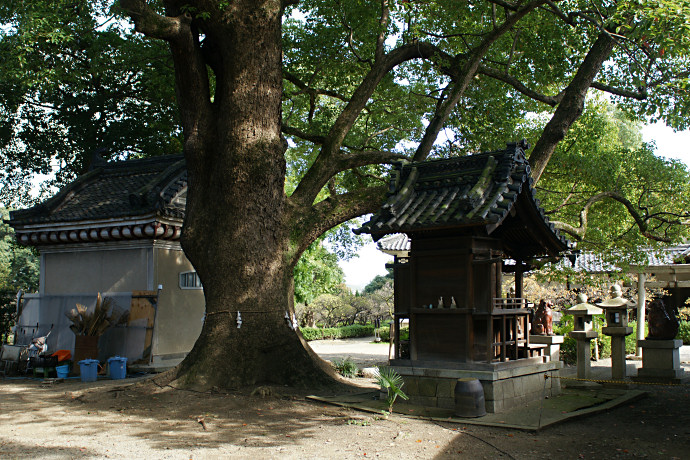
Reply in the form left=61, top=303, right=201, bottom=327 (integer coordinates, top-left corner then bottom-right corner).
left=308, top=336, right=390, bottom=369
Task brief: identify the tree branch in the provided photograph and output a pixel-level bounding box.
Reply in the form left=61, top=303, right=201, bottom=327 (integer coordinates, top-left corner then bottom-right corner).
left=590, top=81, right=647, bottom=100
left=551, top=191, right=675, bottom=243
left=341, top=11, right=372, bottom=65
left=529, top=31, right=616, bottom=183
left=290, top=41, right=443, bottom=206
left=413, top=0, right=547, bottom=162
left=486, top=0, right=519, bottom=12
left=290, top=185, right=389, bottom=261
left=281, top=124, right=326, bottom=144
left=376, top=0, right=390, bottom=63
left=284, top=71, right=350, bottom=103
left=120, top=0, right=190, bottom=41
left=478, top=64, right=563, bottom=107
left=336, top=150, right=408, bottom=171
left=121, top=0, right=213, bottom=158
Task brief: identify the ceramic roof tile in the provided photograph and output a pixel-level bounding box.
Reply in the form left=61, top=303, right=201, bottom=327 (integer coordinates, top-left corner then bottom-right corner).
left=10, top=154, right=186, bottom=225
left=355, top=141, right=571, bottom=258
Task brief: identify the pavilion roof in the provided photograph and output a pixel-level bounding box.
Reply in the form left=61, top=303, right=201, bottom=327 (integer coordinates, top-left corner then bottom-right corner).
left=356, top=141, right=571, bottom=260
left=9, top=154, right=187, bottom=226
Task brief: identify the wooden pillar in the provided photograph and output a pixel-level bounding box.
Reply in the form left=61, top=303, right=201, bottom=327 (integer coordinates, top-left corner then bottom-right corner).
left=636, top=272, right=646, bottom=357
left=495, top=262, right=502, bottom=298
left=515, top=261, right=524, bottom=300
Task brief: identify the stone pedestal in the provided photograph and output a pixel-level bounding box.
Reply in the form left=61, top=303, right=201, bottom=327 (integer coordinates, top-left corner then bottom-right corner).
left=602, top=326, right=633, bottom=380
left=391, top=360, right=561, bottom=414
left=569, top=330, right=598, bottom=379
left=634, top=339, right=686, bottom=383
left=529, top=335, right=564, bottom=362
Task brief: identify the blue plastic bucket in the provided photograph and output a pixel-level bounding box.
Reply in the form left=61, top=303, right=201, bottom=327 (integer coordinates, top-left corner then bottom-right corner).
left=108, top=356, right=127, bottom=380
left=78, top=359, right=99, bottom=382
left=56, top=364, right=70, bottom=378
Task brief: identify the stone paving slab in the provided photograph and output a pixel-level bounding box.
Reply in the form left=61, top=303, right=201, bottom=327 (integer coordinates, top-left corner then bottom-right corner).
left=307, top=387, right=647, bottom=432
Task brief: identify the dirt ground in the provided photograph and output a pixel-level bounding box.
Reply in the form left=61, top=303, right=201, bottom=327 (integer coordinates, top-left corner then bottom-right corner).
left=1, top=340, right=689, bottom=459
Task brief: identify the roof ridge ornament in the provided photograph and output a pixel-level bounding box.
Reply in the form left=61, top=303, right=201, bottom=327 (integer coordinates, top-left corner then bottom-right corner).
left=88, top=147, right=109, bottom=171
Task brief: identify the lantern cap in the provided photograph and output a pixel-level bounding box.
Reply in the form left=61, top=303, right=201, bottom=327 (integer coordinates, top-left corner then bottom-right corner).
left=569, top=294, right=603, bottom=314
left=597, top=284, right=632, bottom=308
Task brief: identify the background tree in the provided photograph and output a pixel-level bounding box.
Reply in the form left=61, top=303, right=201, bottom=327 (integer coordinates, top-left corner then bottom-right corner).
left=6, top=0, right=690, bottom=388
left=0, top=208, right=39, bottom=340
left=293, top=239, right=345, bottom=306
left=305, top=289, right=355, bottom=327
left=366, top=280, right=395, bottom=323
left=0, top=0, right=181, bottom=206
left=538, top=99, right=690, bottom=258
left=362, top=268, right=394, bottom=295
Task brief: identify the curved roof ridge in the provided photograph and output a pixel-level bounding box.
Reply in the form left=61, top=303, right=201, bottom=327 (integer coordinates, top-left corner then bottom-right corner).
left=355, top=141, right=571, bottom=258
left=9, top=154, right=188, bottom=227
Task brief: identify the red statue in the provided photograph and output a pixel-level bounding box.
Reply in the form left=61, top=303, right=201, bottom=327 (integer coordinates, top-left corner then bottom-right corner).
left=531, top=299, right=554, bottom=335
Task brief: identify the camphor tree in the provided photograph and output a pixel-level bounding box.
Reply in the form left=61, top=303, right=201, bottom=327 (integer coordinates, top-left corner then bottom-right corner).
left=539, top=99, right=690, bottom=253
left=9, top=0, right=690, bottom=388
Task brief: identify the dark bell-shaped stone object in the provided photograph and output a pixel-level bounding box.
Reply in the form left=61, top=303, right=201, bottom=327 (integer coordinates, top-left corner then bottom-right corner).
left=647, top=298, right=679, bottom=340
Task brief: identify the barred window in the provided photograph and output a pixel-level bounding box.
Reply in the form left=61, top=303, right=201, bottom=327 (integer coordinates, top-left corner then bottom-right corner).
left=179, top=271, right=203, bottom=289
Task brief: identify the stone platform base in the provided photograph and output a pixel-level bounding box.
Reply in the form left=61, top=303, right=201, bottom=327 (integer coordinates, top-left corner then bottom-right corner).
left=529, top=335, right=564, bottom=362
left=390, top=360, right=561, bottom=413
left=634, top=339, right=686, bottom=383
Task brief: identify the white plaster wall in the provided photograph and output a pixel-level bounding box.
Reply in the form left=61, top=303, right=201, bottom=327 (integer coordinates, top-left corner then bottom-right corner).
left=150, top=247, right=205, bottom=359
left=42, top=247, right=151, bottom=294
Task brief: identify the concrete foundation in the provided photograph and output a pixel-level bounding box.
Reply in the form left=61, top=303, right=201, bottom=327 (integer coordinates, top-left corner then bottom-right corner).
left=391, top=360, right=561, bottom=413
left=634, top=339, right=686, bottom=383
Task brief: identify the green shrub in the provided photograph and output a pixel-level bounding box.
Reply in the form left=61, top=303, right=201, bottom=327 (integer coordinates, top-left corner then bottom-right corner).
left=553, top=315, right=575, bottom=363
left=678, top=321, right=690, bottom=345
left=555, top=314, right=649, bottom=364
left=376, top=326, right=409, bottom=343
left=300, top=324, right=374, bottom=341
left=333, top=357, right=359, bottom=378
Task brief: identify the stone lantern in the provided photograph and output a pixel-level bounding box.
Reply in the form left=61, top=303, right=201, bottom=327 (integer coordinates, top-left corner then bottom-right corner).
left=600, top=285, right=630, bottom=328
left=598, top=285, right=633, bottom=380
left=568, top=294, right=603, bottom=379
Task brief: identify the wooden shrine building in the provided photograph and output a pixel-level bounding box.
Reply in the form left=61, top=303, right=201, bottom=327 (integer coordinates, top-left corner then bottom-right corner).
left=355, top=141, right=572, bottom=412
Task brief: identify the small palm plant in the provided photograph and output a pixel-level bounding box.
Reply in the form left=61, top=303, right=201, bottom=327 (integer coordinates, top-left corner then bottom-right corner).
left=376, top=366, right=408, bottom=413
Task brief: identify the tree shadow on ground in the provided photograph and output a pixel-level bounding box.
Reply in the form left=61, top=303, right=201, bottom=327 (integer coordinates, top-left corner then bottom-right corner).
left=0, top=376, right=378, bottom=454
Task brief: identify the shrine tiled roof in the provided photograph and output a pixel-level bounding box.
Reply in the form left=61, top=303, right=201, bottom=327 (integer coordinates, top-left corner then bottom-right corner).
left=569, top=244, right=690, bottom=273
left=377, top=234, right=410, bottom=255
left=356, top=141, right=571, bottom=259
left=9, top=154, right=187, bottom=226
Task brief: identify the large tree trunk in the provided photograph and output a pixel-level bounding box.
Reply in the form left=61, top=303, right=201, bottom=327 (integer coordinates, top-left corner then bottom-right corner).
left=166, top=2, right=333, bottom=389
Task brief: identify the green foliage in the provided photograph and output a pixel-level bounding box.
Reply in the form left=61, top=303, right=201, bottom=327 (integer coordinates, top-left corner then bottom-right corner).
left=300, top=324, right=374, bottom=341
left=0, top=0, right=181, bottom=206
left=0, top=208, right=39, bottom=341
left=538, top=100, right=690, bottom=256
left=363, top=269, right=394, bottom=295
left=376, top=325, right=408, bottom=343
left=678, top=322, right=690, bottom=345
left=293, top=240, right=344, bottom=305
left=332, top=357, right=359, bottom=378
left=376, top=366, right=408, bottom=413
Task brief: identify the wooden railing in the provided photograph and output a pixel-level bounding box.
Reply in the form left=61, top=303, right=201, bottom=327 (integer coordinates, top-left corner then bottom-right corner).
left=489, top=298, right=532, bottom=362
